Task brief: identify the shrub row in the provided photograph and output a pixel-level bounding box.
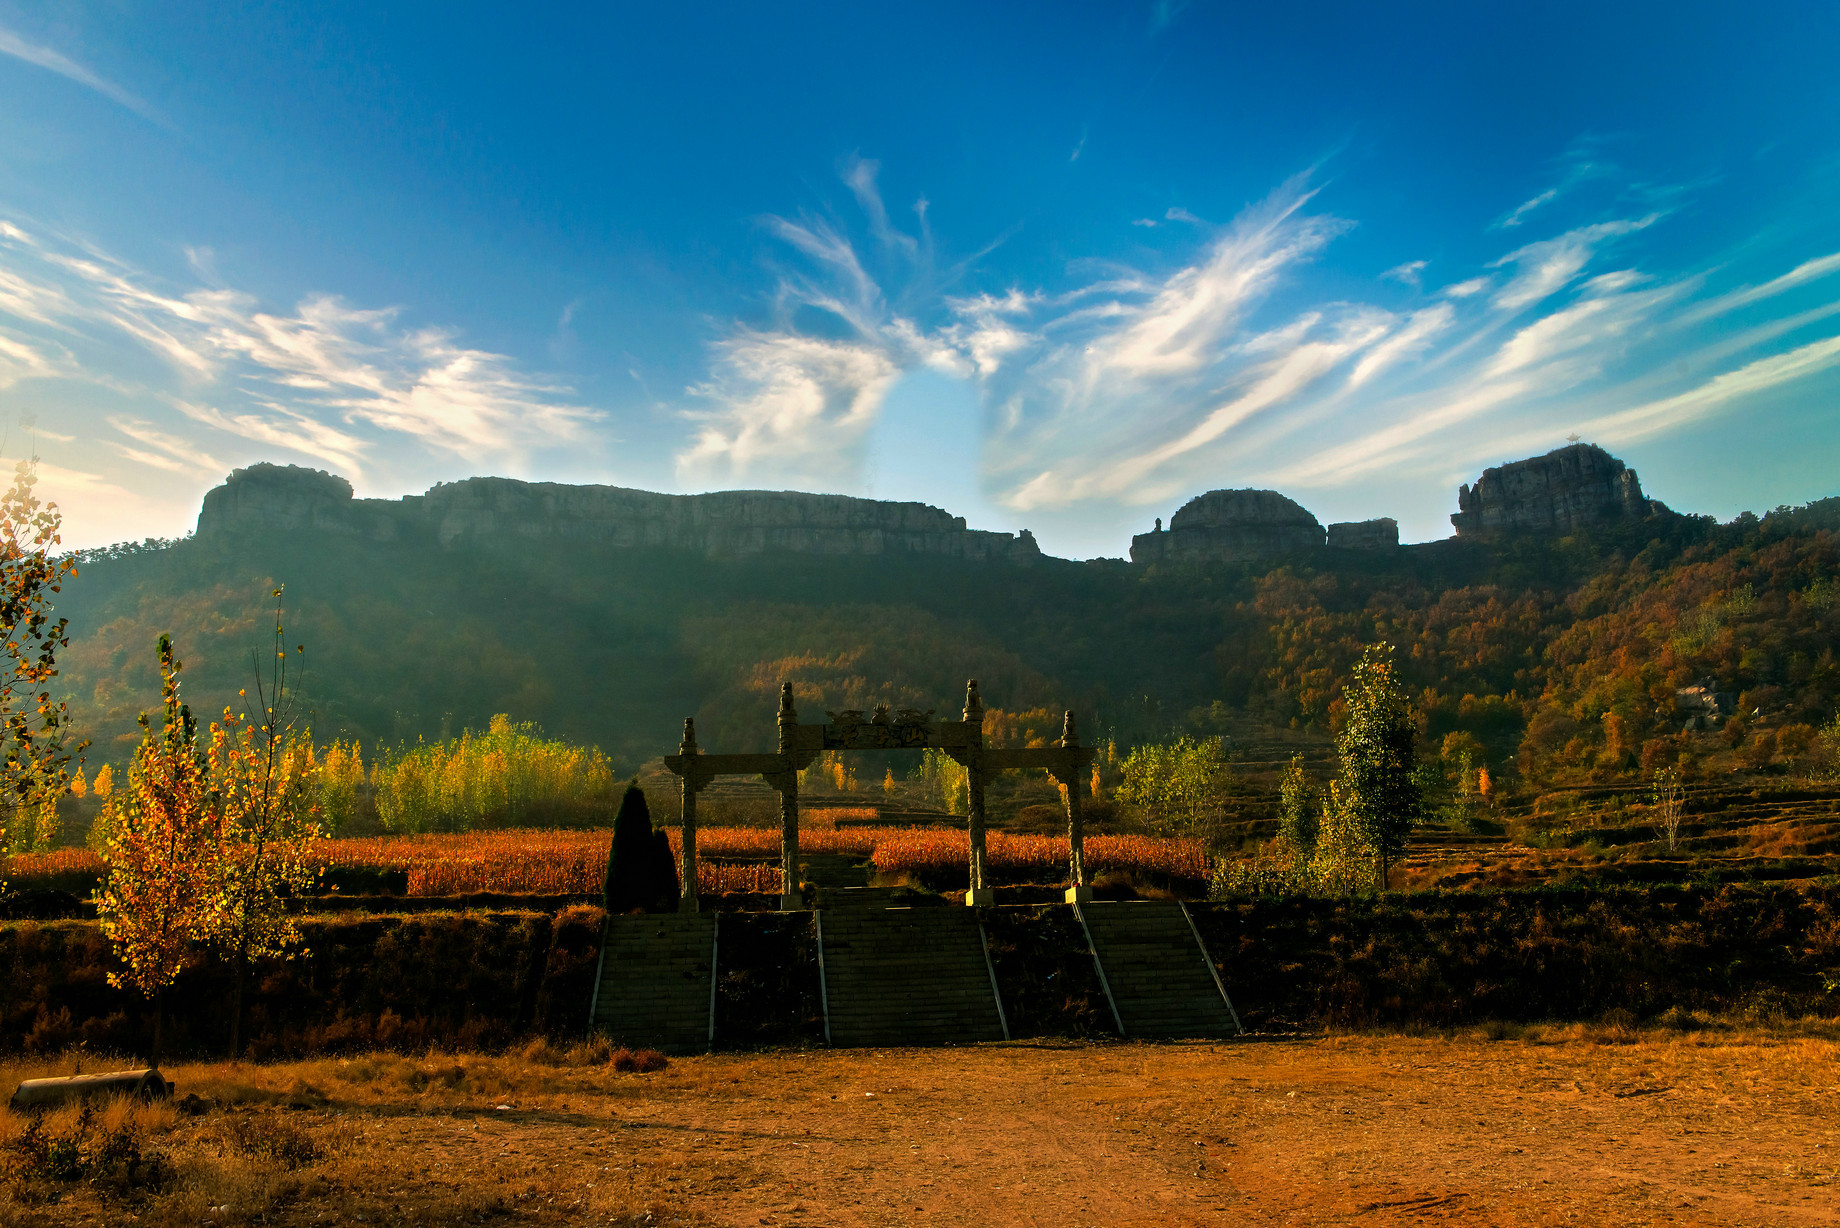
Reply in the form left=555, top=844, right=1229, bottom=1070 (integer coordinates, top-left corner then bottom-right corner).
left=3, top=883, right=1835, bottom=1056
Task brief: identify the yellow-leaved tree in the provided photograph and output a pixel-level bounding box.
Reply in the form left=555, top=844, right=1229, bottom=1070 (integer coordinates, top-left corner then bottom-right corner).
left=95, top=635, right=218, bottom=1064
left=0, top=456, right=88, bottom=870
left=203, top=588, right=322, bottom=1057
left=99, top=591, right=323, bottom=1060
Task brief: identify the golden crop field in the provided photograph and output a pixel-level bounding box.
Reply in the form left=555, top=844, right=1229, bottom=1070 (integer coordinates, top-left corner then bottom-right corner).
left=7, top=822, right=1210, bottom=897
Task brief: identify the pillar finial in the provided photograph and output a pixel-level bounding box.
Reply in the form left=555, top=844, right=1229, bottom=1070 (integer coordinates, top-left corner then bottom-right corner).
left=1059, top=710, right=1078, bottom=748
left=779, top=681, right=795, bottom=715
left=963, top=678, right=982, bottom=720
left=680, top=717, right=698, bottom=754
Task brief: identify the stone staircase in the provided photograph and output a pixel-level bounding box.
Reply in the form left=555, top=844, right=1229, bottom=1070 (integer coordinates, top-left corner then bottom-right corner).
left=818, top=908, right=1009, bottom=1046
left=799, top=852, right=871, bottom=888
left=1076, top=901, right=1241, bottom=1039
left=816, top=885, right=907, bottom=908
left=591, top=913, right=718, bottom=1052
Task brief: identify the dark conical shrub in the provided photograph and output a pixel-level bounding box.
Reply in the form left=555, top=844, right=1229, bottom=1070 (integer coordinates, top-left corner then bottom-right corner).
left=649, top=827, right=682, bottom=912
left=605, top=784, right=655, bottom=912
left=603, top=784, right=680, bottom=914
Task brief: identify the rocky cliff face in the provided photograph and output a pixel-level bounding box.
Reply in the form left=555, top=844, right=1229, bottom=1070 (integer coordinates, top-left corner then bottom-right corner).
left=1327, top=518, right=1399, bottom=550
left=196, top=464, right=1041, bottom=563
left=1130, top=489, right=1326, bottom=563
left=1450, top=444, right=1667, bottom=537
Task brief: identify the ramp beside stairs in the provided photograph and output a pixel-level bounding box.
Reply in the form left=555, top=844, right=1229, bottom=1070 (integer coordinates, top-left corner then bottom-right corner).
left=592, top=913, right=717, bottom=1052
left=1077, top=901, right=1241, bottom=1039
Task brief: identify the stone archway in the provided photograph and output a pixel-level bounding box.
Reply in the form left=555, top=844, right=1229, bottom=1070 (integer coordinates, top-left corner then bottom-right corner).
left=663, top=680, right=1096, bottom=910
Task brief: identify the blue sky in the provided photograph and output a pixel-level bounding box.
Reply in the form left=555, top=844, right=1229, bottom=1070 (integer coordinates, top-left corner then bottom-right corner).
left=3, top=1, right=1839, bottom=556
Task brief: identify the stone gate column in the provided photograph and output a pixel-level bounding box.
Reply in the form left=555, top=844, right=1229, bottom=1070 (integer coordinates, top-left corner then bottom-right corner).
left=678, top=718, right=701, bottom=913
left=777, top=682, right=801, bottom=911
left=963, top=679, right=993, bottom=907
left=1060, top=711, right=1093, bottom=903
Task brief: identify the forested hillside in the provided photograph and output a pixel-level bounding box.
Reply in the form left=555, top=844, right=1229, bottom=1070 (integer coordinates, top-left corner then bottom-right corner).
left=53, top=496, right=1840, bottom=789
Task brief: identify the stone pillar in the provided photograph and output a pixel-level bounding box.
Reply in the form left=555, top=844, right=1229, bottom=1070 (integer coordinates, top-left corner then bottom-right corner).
left=1060, top=711, right=1093, bottom=903
left=777, top=681, right=801, bottom=911
left=678, top=718, right=700, bottom=913
left=963, top=679, right=993, bottom=907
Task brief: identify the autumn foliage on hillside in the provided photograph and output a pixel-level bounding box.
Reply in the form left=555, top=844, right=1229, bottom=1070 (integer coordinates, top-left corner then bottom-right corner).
left=47, top=493, right=1840, bottom=794
left=1214, top=504, right=1840, bottom=788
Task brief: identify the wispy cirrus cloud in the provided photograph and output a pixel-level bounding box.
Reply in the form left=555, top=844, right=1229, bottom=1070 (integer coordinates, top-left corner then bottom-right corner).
left=0, top=22, right=165, bottom=124
left=0, top=222, right=599, bottom=490
left=675, top=160, right=965, bottom=488
left=1489, top=216, right=1658, bottom=310
left=105, top=414, right=222, bottom=475
left=1149, top=0, right=1194, bottom=35
left=1493, top=136, right=1614, bottom=229
left=676, top=159, right=1840, bottom=543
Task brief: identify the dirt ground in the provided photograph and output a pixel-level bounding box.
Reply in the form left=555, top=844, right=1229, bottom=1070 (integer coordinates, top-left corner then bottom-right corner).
left=5, top=1029, right=1838, bottom=1227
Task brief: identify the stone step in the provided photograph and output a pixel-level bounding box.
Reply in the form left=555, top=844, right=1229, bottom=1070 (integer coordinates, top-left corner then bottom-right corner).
left=593, top=914, right=717, bottom=1053
left=800, top=853, right=872, bottom=889
left=818, top=909, right=1006, bottom=1048
left=1078, top=902, right=1239, bottom=1039
left=815, top=885, right=907, bottom=908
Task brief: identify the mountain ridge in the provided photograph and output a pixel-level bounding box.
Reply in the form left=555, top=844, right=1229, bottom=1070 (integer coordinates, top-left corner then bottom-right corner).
left=49, top=447, right=1840, bottom=786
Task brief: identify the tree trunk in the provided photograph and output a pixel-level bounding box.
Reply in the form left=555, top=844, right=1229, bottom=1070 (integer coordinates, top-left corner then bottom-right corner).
left=149, top=990, right=164, bottom=1068
left=230, top=946, right=246, bottom=1058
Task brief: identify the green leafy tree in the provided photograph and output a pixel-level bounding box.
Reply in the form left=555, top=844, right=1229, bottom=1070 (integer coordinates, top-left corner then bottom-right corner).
left=1277, top=754, right=1318, bottom=861
left=203, top=590, right=322, bottom=1056
left=0, top=457, right=87, bottom=867
left=1333, top=642, right=1422, bottom=889
left=1305, top=783, right=1378, bottom=894
left=1814, top=715, right=1840, bottom=784
left=912, top=748, right=967, bottom=816
left=1117, top=735, right=1233, bottom=836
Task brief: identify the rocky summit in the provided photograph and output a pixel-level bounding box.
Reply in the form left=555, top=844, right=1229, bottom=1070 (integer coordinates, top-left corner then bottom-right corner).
left=196, top=463, right=1042, bottom=563
left=1129, top=489, right=1325, bottom=564
left=1450, top=443, right=1669, bottom=537
left=1130, top=492, right=1401, bottom=564
left=195, top=441, right=1672, bottom=568
left=1326, top=518, right=1400, bottom=550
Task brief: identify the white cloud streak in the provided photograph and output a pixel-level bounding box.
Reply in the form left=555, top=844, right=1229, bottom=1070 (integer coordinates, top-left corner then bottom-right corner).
left=0, top=23, right=164, bottom=123
left=1490, top=216, right=1657, bottom=310
left=1586, top=333, right=1840, bottom=443
left=0, top=222, right=599, bottom=485
left=678, top=164, right=1840, bottom=536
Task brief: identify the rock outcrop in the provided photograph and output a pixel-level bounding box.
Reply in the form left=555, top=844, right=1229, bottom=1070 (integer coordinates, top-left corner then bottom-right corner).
left=1450, top=444, right=1667, bottom=537
left=1130, top=489, right=1326, bottom=564
left=196, top=464, right=1042, bottom=563
left=1326, top=518, right=1399, bottom=550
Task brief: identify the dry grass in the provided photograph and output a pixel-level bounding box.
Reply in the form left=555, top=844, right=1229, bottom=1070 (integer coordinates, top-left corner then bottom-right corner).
left=0, top=1044, right=684, bottom=1226
left=5, top=1022, right=1839, bottom=1226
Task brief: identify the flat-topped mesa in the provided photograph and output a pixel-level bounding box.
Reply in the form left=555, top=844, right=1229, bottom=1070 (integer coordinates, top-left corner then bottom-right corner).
left=1130, top=489, right=1326, bottom=564
left=1327, top=517, right=1399, bottom=550
left=195, top=463, right=1042, bottom=563
left=1450, top=443, right=1669, bottom=538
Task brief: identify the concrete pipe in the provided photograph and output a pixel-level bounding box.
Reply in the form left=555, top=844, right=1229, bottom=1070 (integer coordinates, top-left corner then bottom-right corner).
left=8, top=1069, right=173, bottom=1112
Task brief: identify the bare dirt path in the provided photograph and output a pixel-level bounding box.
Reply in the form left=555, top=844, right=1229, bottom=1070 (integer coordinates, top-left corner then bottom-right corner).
left=5, top=1033, right=1837, bottom=1226
left=612, top=1035, right=1840, bottom=1228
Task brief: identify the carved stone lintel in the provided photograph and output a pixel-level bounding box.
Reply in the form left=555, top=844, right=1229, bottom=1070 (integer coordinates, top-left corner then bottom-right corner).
left=651, top=681, right=1093, bottom=914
